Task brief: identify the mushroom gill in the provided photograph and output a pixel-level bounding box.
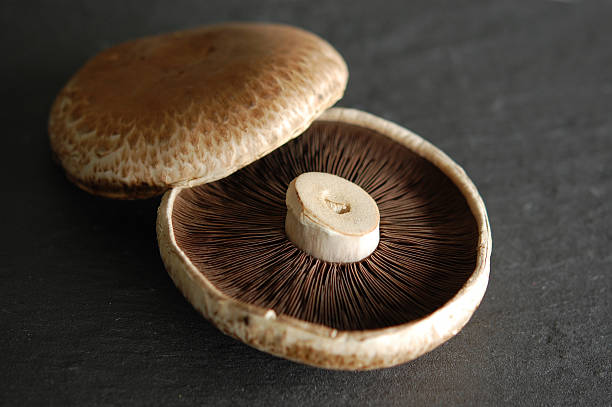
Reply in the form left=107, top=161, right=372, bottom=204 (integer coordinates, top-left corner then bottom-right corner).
left=171, top=121, right=479, bottom=331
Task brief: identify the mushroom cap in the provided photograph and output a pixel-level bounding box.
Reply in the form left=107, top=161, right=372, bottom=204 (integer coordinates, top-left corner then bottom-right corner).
left=49, top=23, right=348, bottom=199
left=156, top=108, right=492, bottom=370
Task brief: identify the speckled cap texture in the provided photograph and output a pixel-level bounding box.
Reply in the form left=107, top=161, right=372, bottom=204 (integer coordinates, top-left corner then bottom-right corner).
left=49, top=23, right=348, bottom=199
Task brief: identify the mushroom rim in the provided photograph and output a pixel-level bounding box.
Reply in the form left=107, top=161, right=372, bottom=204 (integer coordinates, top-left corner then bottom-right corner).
left=156, top=107, right=492, bottom=370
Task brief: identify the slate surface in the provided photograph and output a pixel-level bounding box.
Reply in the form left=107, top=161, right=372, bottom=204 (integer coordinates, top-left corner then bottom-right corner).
left=1, top=0, right=611, bottom=405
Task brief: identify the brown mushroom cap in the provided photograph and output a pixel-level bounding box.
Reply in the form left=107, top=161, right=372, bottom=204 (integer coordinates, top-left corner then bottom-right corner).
left=49, top=23, right=348, bottom=199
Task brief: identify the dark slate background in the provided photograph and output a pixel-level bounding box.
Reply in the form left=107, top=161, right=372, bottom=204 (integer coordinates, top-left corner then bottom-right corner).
left=2, top=0, right=611, bottom=405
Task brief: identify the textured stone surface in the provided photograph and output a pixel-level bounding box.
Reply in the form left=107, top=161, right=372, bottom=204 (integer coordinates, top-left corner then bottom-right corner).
left=49, top=23, right=347, bottom=198
left=2, top=0, right=611, bottom=405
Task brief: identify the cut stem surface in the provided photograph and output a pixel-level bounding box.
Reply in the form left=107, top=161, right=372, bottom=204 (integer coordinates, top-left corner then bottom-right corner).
left=285, top=172, right=380, bottom=263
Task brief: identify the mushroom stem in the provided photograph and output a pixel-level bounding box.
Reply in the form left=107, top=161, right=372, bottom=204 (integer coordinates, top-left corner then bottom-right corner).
left=285, top=172, right=380, bottom=263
